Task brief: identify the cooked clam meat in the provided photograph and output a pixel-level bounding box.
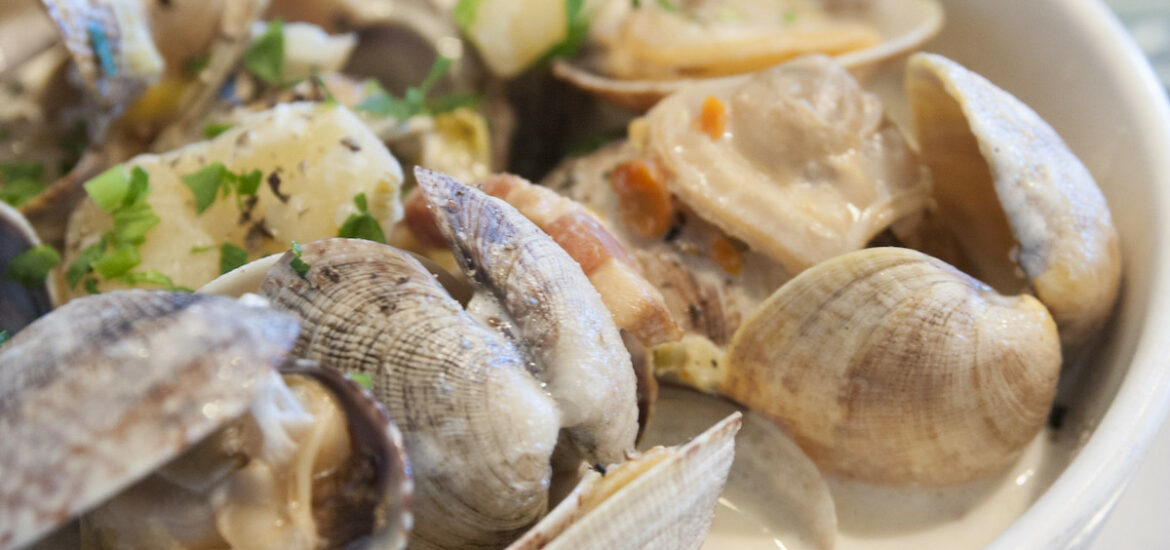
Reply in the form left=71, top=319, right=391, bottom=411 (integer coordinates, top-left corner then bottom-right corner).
left=0, top=290, right=411, bottom=550
left=635, top=55, right=930, bottom=274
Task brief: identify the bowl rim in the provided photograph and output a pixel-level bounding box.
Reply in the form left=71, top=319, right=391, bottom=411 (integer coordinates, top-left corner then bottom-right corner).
left=986, top=0, right=1170, bottom=548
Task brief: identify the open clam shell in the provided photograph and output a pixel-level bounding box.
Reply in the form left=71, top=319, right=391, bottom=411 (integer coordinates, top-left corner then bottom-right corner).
left=906, top=52, right=1121, bottom=346
left=0, top=290, right=413, bottom=550
left=554, top=0, right=943, bottom=111
left=638, top=55, right=931, bottom=275
left=0, top=291, right=297, bottom=550
left=507, top=411, right=742, bottom=550
left=642, top=387, right=837, bottom=550
left=723, top=247, right=1061, bottom=485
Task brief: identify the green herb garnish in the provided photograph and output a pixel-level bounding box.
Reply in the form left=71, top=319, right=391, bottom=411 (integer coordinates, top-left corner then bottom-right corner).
left=536, top=0, right=591, bottom=62
left=783, top=10, right=798, bottom=24
left=0, top=162, right=47, bottom=207
left=183, top=53, right=210, bottom=76
left=182, top=163, right=228, bottom=214
left=203, top=122, right=234, bottom=139
left=181, top=162, right=261, bottom=214
left=311, top=70, right=338, bottom=106
left=116, top=270, right=182, bottom=288
left=4, top=244, right=59, bottom=287
left=190, top=245, right=214, bottom=254
left=219, top=243, right=249, bottom=274
left=66, top=165, right=168, bottom=290
left=347, top=371, right=374, bottom=391
left=87, top=23, right=117, bottom=76
left=454, top=0, right=483, bottom=30
left=245, top=19, right=285, bottom=85
left=289, top=241, right=310, bottom=278
left=656, top=0, right=679, bottom=12
left=0, top=330, right=8, bottom=347
left=355, top=56, right=479, bottom=120
left=337, top=192, right=387, bottom=243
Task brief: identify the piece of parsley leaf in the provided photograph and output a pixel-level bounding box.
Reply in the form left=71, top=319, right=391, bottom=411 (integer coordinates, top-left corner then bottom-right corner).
left=4, top=244, right=59, bottom=287
left=245, top=19, right=284, bottom=85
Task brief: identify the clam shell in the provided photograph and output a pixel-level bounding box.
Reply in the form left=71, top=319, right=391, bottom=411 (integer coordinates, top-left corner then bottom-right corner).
left=0, top=290, right=299, bottom=550
left=415, top=167, right=639, bottom=466
left=640, top=55, right=930, bottom=274
left=724, top=247, right=1061, bottom=485
left=277, top=363, right=413, bottom=550
left=507, top=412, right=742, bottom=550
left=0, top=202, right=54, bottom=334
left=642, top=387, right=837, bottom=550
left=39, top=0, right=164, bottom=110
left=553, top=0, right=943, bottom=111
left=906, top=52, right=1121, bottom=346
left=259, top=238, right=561, bottom=549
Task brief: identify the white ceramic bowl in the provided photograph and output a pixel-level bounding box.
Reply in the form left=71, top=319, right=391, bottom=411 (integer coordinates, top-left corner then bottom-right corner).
left=918, top=1, right=1170, bottom=548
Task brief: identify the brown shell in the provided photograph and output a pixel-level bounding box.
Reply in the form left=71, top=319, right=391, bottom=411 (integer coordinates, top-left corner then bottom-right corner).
left=0, top=290, right=299, bottom=550
left=724, top=248, right=1061, bottom=485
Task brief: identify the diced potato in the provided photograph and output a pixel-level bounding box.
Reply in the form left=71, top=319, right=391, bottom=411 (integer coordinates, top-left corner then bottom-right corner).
left=62, top=102, right=403, bottom=298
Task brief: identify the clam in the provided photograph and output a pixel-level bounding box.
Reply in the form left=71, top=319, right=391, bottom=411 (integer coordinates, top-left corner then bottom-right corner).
left=414, top=167, right=639, bottom=465
left=553, top=0, right=944, bottom=111
left=0, top=290, right=412, bottom=550
left=641, top=387, right=837, bottom=550
left=507, top=411, right=742, bottom=550
left=38, top=0, right=164, bottom=113
left=635, top=54, right=931, bottom=275
left=719, top=247, right=1060, bottom=485
left=905, top=52, right=1121, bottom=346
left=0, top=202, right=54, bottom=334
left=259, top=238, right=562, bottom=549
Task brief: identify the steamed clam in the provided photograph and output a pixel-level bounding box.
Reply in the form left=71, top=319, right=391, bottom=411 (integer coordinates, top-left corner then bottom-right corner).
left=725, top=247, right=1060, bottom=485
left=0, top=290, right=412, bottom=550
left=906, top=52, right=1121, bottom=346
left=552, top=0, right=944, bottom=110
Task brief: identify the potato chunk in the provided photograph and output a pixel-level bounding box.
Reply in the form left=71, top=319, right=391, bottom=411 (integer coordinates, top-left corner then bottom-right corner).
left=63, top=102, right=403, bottom=298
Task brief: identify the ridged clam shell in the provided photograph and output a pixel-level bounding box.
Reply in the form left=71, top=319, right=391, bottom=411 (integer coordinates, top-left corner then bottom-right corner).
left=415, top=168, right=638, bottom=466
left=906, top=52, right=1121, bottom=346
left=0, top=290, right=299, bottom=550
left=507, top=412, right=741, bottom=550
left=260, top=238, right=561, bottom=550
left=725, top=247, right=1061, bottom=485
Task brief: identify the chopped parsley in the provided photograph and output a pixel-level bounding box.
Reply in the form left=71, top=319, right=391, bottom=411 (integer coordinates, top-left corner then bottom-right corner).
left=87, top=23, right=117, bottom=76
left=783, top=10, right=798, bottom=24
left=66, top=165, right=177, bottom=291
left=190, top=245, right=214, bottom=254
left=311, top=70, right=338, bottom=106
left=355, top=56, right=480, bottom=120
left=244, top=19, right=285, bottom=85
left=183, top=53, right=210, bottom=76
left=0, top=161, right=47, bottom=207
left=454, top=0, right=482, bottom=30
left=181, top=162, right=263, bottom=214
left=0, top=330, right=8, bottom=346
left=4, top=244, right=59, bottom=287
left=536, top=0, right=591, bottom=63
left=219, top=243, right=248, bottom=274
left=289, top=241, right=310, bottom=278
left=347, top=371, right=374, bottom=391
left=203, top=122, right=234, bottom=139
left=337, top=192, right=387, bottom=243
